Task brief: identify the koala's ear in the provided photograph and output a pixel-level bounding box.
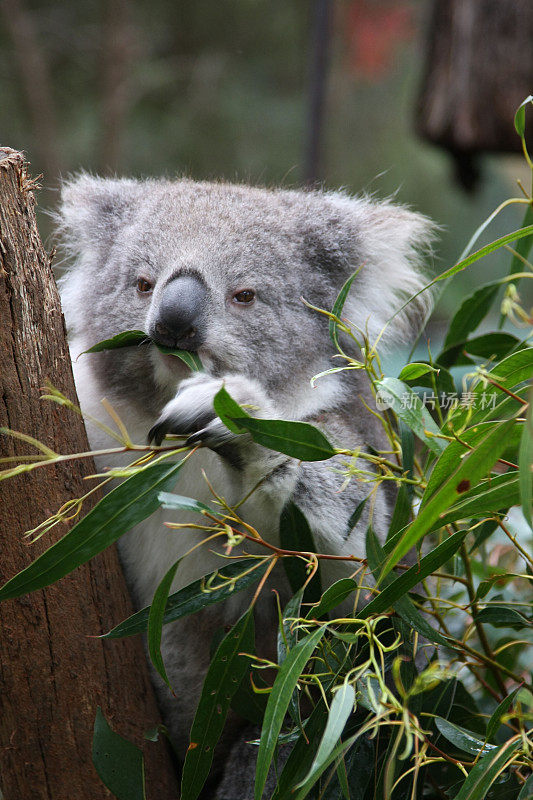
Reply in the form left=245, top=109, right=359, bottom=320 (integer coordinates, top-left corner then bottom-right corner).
left=57, top=173, right=141, bottom=259
left=324, top=194, right=436, bottom=345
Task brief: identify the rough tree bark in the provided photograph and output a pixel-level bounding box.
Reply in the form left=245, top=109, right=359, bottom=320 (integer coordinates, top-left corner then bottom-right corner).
left=0, top=149, right=178, bottom=799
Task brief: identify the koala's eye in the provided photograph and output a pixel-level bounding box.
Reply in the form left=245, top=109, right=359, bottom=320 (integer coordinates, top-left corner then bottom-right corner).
left=137, top=277, right=153, bottom=294
left=232, top=289, right=255, bottom=305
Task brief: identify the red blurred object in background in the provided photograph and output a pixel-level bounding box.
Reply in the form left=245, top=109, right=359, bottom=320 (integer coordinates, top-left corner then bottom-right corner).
left=344, top=0, right=415, bottom=80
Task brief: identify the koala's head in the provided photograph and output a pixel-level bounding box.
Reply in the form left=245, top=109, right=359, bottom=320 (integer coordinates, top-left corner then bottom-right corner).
left=57, top=175, right=434, bottom=411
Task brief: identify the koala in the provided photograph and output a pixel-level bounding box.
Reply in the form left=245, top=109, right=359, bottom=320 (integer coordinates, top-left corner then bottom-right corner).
left=57, top=176, right=432, bottom=793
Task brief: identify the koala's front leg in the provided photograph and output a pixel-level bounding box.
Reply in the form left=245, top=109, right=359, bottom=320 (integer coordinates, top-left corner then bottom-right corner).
left=148, top=373, right=286, bottom=473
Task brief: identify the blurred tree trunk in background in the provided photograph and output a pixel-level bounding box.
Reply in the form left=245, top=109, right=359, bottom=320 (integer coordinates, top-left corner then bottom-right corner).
left=304, top=0, right=333, bottom=185
left=417, top=0, right=533, bottom=190
left=0, top=0, right=60, bottom=180
left=100, top=0, right=137, bottom=172
left=0, top=149, right=177, bottom=800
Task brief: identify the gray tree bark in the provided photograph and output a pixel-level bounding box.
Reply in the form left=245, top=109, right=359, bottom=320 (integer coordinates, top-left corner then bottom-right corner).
left=0, top=148, right=177, bottom=800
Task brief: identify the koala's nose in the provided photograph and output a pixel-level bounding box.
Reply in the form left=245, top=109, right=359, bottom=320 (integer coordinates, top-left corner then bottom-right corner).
left=150, top=275, right=207, bottom=350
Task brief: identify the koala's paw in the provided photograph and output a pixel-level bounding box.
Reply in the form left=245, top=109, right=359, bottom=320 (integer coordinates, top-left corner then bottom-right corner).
left=148, top=373, right=274, bottom=455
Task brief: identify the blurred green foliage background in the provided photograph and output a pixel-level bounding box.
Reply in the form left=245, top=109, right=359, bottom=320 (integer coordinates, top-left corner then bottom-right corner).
left=0, top=0, right=528, bottom=329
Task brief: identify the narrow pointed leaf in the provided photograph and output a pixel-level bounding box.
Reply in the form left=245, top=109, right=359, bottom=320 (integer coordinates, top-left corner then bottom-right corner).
left=290, top=731, right=361, bottom=800
left=514, top=96, right=532, bottom=137
left=306, top=578, right=357, bottom=620
left=0, top=460, right=184, bottom=601
left=439, top=332, right=519, bottom=369
left=346, top=495, right=369, bottom=537
left=435, top=717, right=495, bottom=756
left=388, top=421, right=414, bottom=538
left=329, top=269, right=361, bottom=347
left=147, top=558, right=181, bottom=689
left=380, top=417, right=517, bottom=580
left=422, top=422, right=507, bottom=507
left=519, top=392, right=533, bottom=529
left=181, top=609, right=255, bottom=800
left=235, top=416, right=337, bottom=462
left=364, top=527, right=452, bottom=646
left=295, top=682, right=355, bottom=788
left=486, top=688, right=521, bottom=742
left=363, top=528, right=466, bottom=623
left=213, top=385, right=252, bottom=433
left=475, top=606, right=531, bottom=629
left=375, top=377, right=446, bottom=455
left=158, top=491, right=218, bottom=516
left=280, top=501, right=321, bottom=601
left=83, top=329, right=147, bottom=353
left=154, top=344, right=203, bottom=371
left=103, top=558, right=268, bottom=638
left=450, top=348, right=533, bottom=429
left=278, top=588, right=304, bottom=666
left=443, top=282, right=501, bottom=350
left=83, top=329, right=203, bottom=370
left=398, top=363, right=439, bottom=382
left=438, top=225, right=533, bottom=281
left=451, top=738, right=521, bottom=800
left=92, top=707, right=145, bottom=800
left=255, top=625, right=327, bottom=800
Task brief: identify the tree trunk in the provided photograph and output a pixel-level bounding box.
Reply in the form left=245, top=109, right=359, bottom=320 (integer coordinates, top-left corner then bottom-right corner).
left=417, top=0, right=533, bottom=155
left=0, top=149, right=177, bottom=799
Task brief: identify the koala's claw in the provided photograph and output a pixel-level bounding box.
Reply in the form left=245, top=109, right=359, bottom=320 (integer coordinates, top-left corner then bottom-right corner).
left=148, top=420, right=171, bottom=447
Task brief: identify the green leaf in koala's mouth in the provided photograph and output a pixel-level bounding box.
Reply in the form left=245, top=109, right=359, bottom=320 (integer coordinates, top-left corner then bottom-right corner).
left=153, top=344, right=204, bottom=371
left=82, top=329, right=204, bottom=371
left=82, top=329, right=148, bottom=353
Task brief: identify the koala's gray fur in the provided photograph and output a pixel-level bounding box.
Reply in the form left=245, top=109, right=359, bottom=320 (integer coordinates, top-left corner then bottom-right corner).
left=57, top=176, right=433, bottom=796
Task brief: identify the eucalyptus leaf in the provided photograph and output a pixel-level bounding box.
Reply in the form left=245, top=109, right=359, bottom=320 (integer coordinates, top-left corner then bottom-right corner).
left=514, top=95, right=532, bottom=137
left=380, top=416, right=517, bottom=580
left=154, top=344, right=203, bottom=371
left=306, top=578, right=357, bottom=620
left=295, top=682, right=355, bottom=789
left=103, top=558, right=268, bottom=638
left=486, top=688, right=521, bottom=742
left=329, top=269, right=361, bottom=349
left=255, top=625, right=327, bottom=800
left=518, top=391, right=533, bottom=529
left=443, top=283, right=501, bottom=350
left=147, top=558, right=181, bottom=689
left=375, top=377, right=446, bottom=456
left=212, top=385, right=251, bottom=433
left=0, top=460, right=184, bottom=601
left=278, top=588, right=304, bottom=666
left=435, top=717, right=495, bottom=756
left=181, top=610, right=255, bottom=800
left=434, top=472, right=521, bottom=530
left=273, top=699, right=330, bottom=799
left=388, top=421, right=414, bottom=538
left=475, top=606, right=531, bottom=629
left=83, top=329, right=203, bottom=370
left=235, top=416, right=337, bottom=461
left=439, top=332, right=519, bottom=370
left=92, top=707, right=145, bottom=800
left=279, top=501, right=321, bottom=601
left=398, top=363, right=439, bottom=381
left=158, top=491, right=218, bottom=516
left=83, top=329, right=147, bottom=353
left=364, top=527, right=454, bottom=646
left=451, top=738, right=521, bottom=800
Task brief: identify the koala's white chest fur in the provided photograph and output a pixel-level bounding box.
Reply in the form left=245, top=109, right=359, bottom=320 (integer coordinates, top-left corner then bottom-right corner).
left=70, top=344, right=285, bottom=609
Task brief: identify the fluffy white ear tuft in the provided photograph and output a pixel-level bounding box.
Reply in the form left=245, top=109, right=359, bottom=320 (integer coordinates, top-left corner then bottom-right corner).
left=57, top=173, right=141, bottom=258
left=328, top=194, right=436, bottom=345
